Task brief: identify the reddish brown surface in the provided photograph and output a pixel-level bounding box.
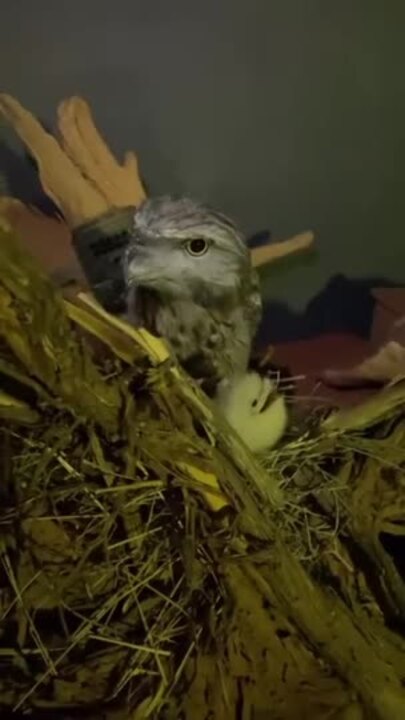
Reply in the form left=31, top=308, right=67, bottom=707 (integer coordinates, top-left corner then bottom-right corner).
left=5, top=202, right=86, bottom=289
left=271, top=334, right=374, bottom=408
left=371, top=287, right=405, bottom=347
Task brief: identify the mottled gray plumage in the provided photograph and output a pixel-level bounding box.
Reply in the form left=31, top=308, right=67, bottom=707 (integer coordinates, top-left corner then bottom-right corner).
left=123, top=196, right=262, bottom=393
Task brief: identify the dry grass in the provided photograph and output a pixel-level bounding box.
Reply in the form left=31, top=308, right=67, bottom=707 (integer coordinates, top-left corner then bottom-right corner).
left=1, top=223, right=405, bottom=719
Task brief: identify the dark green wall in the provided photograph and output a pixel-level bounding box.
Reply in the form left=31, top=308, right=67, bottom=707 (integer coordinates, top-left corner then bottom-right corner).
left=1, top=1, right=405, bottom=320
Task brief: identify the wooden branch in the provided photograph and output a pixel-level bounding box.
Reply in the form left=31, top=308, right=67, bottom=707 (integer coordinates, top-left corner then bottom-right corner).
left=251, top=230, right=314, bottom=268
left=322, top=381, right=405, bottom=432
left=349, top=458, right=405, bottom=623
left=245, top=559, right=405, bottom=720
left=57, top=96, right=146, bottom=207
left=183, top=563, right=354, bottom=719
left=322, top=341, right=405, bottom=387
left=0, top=94, right=107, bottom=226
left=0, top=94, right=146, bottom=228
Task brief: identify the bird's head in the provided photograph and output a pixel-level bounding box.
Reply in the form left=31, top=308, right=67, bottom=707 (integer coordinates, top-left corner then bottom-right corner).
left=124, top=196, right=252, bottom=305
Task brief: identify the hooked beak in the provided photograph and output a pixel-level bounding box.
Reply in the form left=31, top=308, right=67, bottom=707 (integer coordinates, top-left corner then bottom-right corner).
left=125, top=264, right=158, bottom=288
left=124, top=245, right=156, bottom=287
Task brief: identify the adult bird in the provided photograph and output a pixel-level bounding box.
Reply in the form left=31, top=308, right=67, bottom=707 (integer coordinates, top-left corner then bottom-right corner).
left=123, top=196, right=262, bottom=395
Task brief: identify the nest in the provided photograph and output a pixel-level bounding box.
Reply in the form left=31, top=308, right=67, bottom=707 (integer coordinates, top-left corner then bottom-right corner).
left=1, top=227, right=405, bottom=720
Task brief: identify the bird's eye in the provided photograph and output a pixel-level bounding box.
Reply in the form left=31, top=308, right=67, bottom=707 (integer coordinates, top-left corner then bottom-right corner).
left=185, top=238, right=209, bottom=256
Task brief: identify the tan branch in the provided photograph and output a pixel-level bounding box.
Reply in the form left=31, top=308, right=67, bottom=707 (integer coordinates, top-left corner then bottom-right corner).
left=0, top=94, right=107, bottom=226
left=251, top=230, right=315, bottom=268
left=57, top=96, right=146, bottom=207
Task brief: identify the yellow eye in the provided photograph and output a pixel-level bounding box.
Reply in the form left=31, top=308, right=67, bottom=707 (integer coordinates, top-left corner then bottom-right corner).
left=185, top=238, right=209, bottom=256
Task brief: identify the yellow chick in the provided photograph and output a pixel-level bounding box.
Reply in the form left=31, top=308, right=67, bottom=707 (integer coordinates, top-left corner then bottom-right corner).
left=216, top=372, right=288, bottom=453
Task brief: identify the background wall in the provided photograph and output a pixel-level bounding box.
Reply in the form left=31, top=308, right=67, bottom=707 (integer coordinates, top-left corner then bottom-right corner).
left=1, top=0, right=404, bottom=338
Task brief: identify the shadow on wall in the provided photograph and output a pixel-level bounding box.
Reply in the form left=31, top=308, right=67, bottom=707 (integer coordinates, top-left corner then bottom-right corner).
left=257, top=273, right=401, bottom=346
left=249, top=232, right=401, bottom=345
left=0, top=136, right=62, bottom=217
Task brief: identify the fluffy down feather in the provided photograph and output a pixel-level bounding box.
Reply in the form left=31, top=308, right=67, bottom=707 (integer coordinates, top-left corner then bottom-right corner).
left=216, top=372, right=288, bottom=453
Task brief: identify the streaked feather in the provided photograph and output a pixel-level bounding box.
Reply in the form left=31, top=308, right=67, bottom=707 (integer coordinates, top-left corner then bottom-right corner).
left=124, top=196, right=262, bottom=393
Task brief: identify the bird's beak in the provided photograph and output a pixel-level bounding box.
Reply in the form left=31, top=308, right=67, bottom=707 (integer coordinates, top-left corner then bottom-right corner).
left=125, top=244, right=153, bottom=286
left=126, top=264, right=152, bottom=286
left=125, top=253, right=161, bottom=288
